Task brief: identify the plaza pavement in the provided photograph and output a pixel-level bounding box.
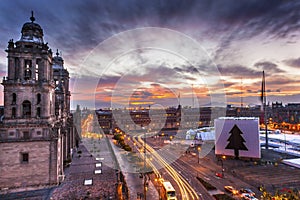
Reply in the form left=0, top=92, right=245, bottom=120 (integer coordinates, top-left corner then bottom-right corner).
left=50, top=139, right=118, bottom=199
left=0, top=135, right=159, bottom=200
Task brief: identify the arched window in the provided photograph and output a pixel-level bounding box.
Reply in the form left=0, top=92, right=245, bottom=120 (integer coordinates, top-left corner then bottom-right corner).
left=12, top=93, right=17, bottom=104
left=37, top=107, right=41, bottom=118
left=24, top=60, right=32, bottom=80
left=12, top=107, right=16, bottom=118
left=22, top=100, right=31, bottom=118
left=37, top=93, right=41, bottom=104
left=35, top=59, right=40, bottom=81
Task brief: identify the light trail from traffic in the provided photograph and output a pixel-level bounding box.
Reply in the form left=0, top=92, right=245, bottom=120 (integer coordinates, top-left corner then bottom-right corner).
left=133, top=135, right=187, bottom=199
left=133, top=134, right=200, bottom=200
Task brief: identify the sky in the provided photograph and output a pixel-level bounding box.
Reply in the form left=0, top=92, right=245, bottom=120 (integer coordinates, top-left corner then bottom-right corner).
left=0, top=0, right=299, bottom=110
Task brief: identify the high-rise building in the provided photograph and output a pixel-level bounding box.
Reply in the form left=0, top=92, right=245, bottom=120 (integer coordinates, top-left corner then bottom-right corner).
left=0, top=12, right=79, bottom=189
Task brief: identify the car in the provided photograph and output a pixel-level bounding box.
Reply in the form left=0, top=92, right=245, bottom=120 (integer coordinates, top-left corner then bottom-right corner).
left=240, top=188, right=255, bottom=196
left=240, top=193, right=258, bottom=200
left=224, top=186, right=239, bottom=195
left=215, top=172, right=223, bottom=178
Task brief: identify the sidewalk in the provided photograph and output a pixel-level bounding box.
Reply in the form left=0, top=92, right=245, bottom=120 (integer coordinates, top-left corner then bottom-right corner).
left=108, top=137, right=159, bottom=200
left=50, top=138, right=118, bottom=199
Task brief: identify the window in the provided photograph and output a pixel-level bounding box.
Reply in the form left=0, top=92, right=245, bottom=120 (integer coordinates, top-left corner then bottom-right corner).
left=24, top=60, right=32, bottom=80
left=37, top=107, right=41, bottom=118
left=23, top=131, right=30, bottom=139
left=12, top=93, right=17, bottom=104
left=12, top=107, right=16, bottom=118
left=21, top=153, right=29, bottom=163
left=35, top=59, right=40, bottom=81
left=22, top=100, right=31, bottom=118
left=37, top=93, right=41, bottom=104
left=25, top=45, right=33, bottom=48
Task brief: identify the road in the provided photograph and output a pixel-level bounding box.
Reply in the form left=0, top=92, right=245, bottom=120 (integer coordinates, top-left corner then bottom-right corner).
left=132, top=134, right=201, bottom=200
left=150, top=141, right=214, bottom=200
left=145, top=135, right=260, bottom=200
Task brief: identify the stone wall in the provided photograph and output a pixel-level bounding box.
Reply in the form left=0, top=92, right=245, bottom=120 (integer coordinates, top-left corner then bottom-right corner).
left=0, top=141, right=51, bottom=189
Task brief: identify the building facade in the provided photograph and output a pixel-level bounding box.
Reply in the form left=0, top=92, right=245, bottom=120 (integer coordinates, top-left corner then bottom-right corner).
left=0, top=13, right=78, bottom=189
left=96, top=105, right=182, bottom=134
left=96, top=103, right=300, bottom=135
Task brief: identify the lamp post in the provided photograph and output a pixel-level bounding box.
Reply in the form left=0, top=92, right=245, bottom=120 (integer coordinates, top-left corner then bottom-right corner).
left=197, top=146, right=201, bottom=163
left=154, top=178, right=162, bottom=200
left=284, top=132, right=287, bottom=152
left=221, top=155, right=226, bottom=178
left=142, top=125, right=147, bottom=200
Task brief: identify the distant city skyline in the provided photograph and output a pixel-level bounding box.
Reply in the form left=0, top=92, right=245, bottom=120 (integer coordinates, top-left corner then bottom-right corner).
left=0, top=1, right=299, bottom=110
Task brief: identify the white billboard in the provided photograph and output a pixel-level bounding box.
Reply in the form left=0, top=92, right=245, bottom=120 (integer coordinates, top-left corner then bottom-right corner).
left=215, top=117, right=260, bottom=159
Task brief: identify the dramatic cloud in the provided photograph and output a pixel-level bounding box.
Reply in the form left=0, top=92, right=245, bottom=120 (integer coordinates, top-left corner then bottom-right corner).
left=254, top=61, right=285, bottom=73
left=0, top=0, right=299, bottom=108
left=284, top=57, right=300, bottom=68
left=217, top=64, right=261, bottom=78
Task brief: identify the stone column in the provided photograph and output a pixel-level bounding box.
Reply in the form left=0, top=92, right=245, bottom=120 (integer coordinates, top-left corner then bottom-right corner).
left=20, top=58, right=24, bottom=81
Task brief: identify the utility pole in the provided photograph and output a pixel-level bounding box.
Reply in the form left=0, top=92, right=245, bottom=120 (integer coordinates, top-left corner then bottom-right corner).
left=262, top=71, right=268, bottom=149
left=240, top=78, right=243, bottom=108
left=192, top=84, right=195, bottom=108
left=142, top=125, right=147, bottom=200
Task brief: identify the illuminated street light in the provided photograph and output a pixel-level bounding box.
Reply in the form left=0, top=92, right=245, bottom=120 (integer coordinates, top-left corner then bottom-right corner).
left=221, top=155, right=226, bottom=178
left=197, top=146, right=201, bottom=163
left=142, top=125, right=147, bottom=200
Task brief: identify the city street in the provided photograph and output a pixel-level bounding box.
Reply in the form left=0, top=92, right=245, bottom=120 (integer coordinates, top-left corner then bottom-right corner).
left=1, top=2, right=300, bottom=200
left=145, top=134, right=300, bottom=199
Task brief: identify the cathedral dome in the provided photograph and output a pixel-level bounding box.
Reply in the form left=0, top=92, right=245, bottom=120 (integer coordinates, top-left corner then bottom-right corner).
left=19, top=12, right=44, bottom=44
left=53, top=50, right=64, bottom=69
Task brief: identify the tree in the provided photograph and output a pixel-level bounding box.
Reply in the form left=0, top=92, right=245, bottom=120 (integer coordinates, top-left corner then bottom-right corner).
left=225, top=124, right=248, bottom=159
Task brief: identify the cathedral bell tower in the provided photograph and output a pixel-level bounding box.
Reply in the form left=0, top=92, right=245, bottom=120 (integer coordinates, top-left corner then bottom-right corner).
left=0, top=12, right=65, bottom=189
left=3, top=11, right=55, bottom=121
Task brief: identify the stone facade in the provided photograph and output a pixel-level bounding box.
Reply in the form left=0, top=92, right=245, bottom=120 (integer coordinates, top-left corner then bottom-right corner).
left=0, top=141, right=51, bottom=188
left=0, top=12, right=79, bottom=190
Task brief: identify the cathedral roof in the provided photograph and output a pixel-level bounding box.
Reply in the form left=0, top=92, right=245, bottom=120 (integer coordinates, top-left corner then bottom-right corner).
left=19, top=11, right=44, bottom=44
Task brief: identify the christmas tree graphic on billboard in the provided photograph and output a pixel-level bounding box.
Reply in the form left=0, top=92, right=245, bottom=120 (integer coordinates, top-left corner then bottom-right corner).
left=225, top=124, right=248, bottom=159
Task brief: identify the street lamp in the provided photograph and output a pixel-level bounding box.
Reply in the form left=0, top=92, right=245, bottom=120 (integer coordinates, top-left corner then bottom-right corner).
left=221, top=155, right=226, bottom=178
left=142, top=125, right=147, bottom=200
left=197, top=146, right=201, bottom=163
left=284, top=132, right=287, bottom=152
left=154, top=178, right=162, bottom=200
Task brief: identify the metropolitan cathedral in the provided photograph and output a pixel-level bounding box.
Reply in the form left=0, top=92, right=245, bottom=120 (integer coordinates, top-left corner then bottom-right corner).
left=0, top=13, right=79, bottom=189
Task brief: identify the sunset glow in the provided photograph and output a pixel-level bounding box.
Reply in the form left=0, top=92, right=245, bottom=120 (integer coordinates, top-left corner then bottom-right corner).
left=0, top=1, right=299, bottom=109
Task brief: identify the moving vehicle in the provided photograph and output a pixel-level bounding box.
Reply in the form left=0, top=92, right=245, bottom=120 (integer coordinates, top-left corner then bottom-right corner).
left=215, top=172, right=223, bottom=178
left=224, top=186, right=239, bottom=195
left=240, top=188, right=255, bottom=196
left=241, top=193, right=258, bottom=200
left=161, top=181, right=177, bottom=200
